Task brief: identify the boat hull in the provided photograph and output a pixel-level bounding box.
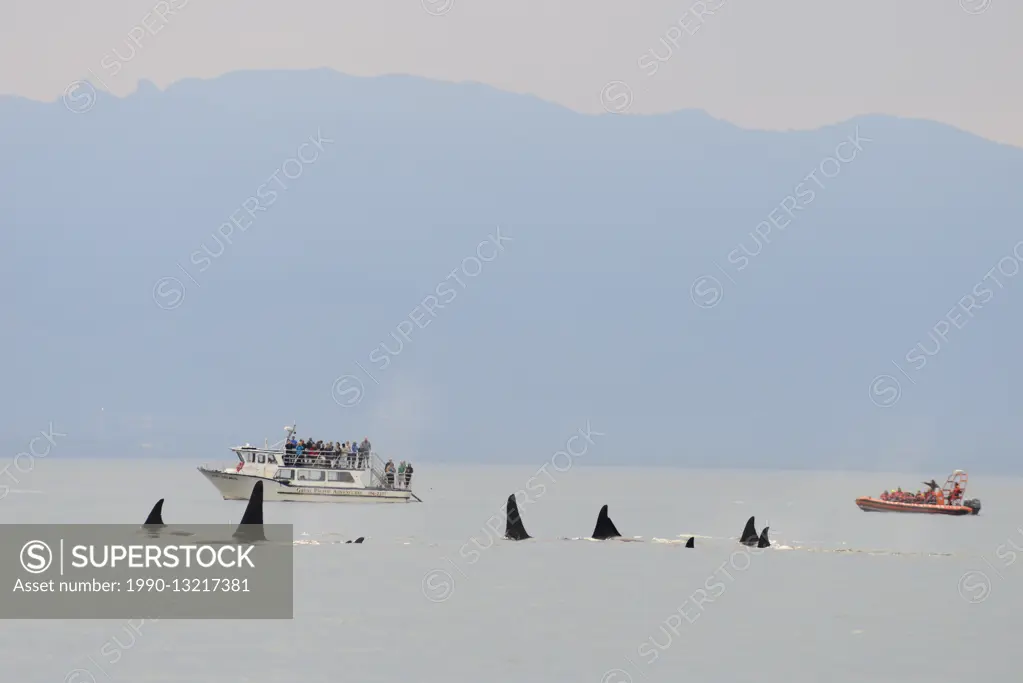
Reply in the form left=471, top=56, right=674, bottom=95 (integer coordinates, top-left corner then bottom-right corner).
left=855, top=497, right=978, bottom=515
left=198, top=467, right=412, bottom=503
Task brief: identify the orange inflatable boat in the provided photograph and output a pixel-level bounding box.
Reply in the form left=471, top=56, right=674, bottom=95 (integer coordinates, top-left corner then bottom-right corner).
left=856, top=470, right=980, bottom=516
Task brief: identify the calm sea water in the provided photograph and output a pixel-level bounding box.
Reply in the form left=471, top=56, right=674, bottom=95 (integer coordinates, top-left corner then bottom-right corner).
left=3, top=458, right=1020, bottom=682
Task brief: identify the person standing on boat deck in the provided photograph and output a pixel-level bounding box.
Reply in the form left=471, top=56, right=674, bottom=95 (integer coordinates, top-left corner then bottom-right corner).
left=397, top=461, right=406, bottom=489
left=385, top=459, right=395, bottom=488
left=359, top=438, right=371, bottom=468
left=347, top=442, right=357, bottom=469
left=404, top=462, right=413, bottom=489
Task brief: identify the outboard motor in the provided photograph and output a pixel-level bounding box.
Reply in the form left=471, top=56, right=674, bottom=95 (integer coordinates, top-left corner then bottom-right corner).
left=963, top=499, right=981, bottom=514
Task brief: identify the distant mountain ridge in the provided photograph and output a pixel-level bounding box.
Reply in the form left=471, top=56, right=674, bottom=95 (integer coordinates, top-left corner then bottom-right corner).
left=3, top=68, right=1023, bottom=473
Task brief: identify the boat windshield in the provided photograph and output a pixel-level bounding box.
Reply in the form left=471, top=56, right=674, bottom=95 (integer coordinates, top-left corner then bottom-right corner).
left=238, top=449, right=280, bottom=465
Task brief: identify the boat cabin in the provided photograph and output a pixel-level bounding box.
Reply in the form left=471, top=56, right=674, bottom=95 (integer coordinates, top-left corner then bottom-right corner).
left=231, top=442, right=404, bottom=492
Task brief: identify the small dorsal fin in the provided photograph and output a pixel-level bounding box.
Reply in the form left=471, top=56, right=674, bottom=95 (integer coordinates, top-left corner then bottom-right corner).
left=685, top=536, right=694, bottom=548
left=757, top=526, right=771, bottom=548
left=143, top=499, right=165, bottom=527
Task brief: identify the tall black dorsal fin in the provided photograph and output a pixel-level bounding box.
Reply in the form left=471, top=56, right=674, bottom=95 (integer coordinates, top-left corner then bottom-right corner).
left=144, top=499, right=165, bottom=527
left=592, top=504, right=621, bottom=540
left=740, top=516, right=758, bottom=545
left=233, top=481, right=266, bottom=543
left=505, top=494, right=531, bottom=540
left=757, top=526, right=771, bottom=548
left=685, top=536, right=694, bottom=548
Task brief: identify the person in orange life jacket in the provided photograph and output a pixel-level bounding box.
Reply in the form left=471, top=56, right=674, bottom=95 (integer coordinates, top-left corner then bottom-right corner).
left=950, top=483, right=963, bottom=504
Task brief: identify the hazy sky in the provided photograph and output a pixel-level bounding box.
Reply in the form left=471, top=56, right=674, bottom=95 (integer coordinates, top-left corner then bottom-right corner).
left=5, top=0, right=1021, bottom=146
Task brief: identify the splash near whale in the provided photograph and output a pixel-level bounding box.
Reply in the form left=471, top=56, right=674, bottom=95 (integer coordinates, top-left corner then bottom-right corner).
left=592, top=504, right=621, bottom=540
left=505, top=494, right=532, bottom=541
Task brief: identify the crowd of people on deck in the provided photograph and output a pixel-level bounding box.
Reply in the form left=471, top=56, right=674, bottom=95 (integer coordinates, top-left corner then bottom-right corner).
left=284, top=437, right=373, bottom=468
left=281, top=437, right=414, bottom=489
left=880, top=482, right=962, bottom=505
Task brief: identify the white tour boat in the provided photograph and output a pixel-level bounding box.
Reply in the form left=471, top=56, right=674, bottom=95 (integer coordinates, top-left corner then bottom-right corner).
left=198, top=425, right=419, bottom=503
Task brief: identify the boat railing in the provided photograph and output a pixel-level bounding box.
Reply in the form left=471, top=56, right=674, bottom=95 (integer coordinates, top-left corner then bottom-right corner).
left=234, top=443, right=374, bottom=467
left=279, top=451, right=373, bottom=470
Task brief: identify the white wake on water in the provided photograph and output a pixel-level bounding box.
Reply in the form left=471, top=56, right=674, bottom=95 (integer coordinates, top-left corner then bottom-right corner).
left=290, top=531, right=955, bottom=556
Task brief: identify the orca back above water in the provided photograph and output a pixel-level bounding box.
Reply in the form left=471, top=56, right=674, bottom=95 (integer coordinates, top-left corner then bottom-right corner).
left=140, top=498, right=193, bottom=537
left=345, top=537, right=365, bottom=544
left=232, top=481, right=266, bottom=543
left=505, top=494, right=531, bottom=541
left=143, top=499, right=165, bottom=527
left=740, top=516, right=759, bottom=545
left=739, top=516, right=771, bottom=548
left=139, top=484, right=263, bottom=542
left=592, top=504, right=621, bottom=540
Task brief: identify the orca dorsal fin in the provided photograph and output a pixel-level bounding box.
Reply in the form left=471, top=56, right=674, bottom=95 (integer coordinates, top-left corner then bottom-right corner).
left=740, top=516, right=758, bottom=545
left=592, top=504, right=621, bottom=540
left=353, top=537, right=364, bottom=544
left=505, top=494, right=531, bottom=540
left=144, top=499, right=165, bottom=527
left=757, top=526, right=771, bottom=548
left=685, top=536, right=694, bottom=548
left=233, top=481, right=266, bottom=543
